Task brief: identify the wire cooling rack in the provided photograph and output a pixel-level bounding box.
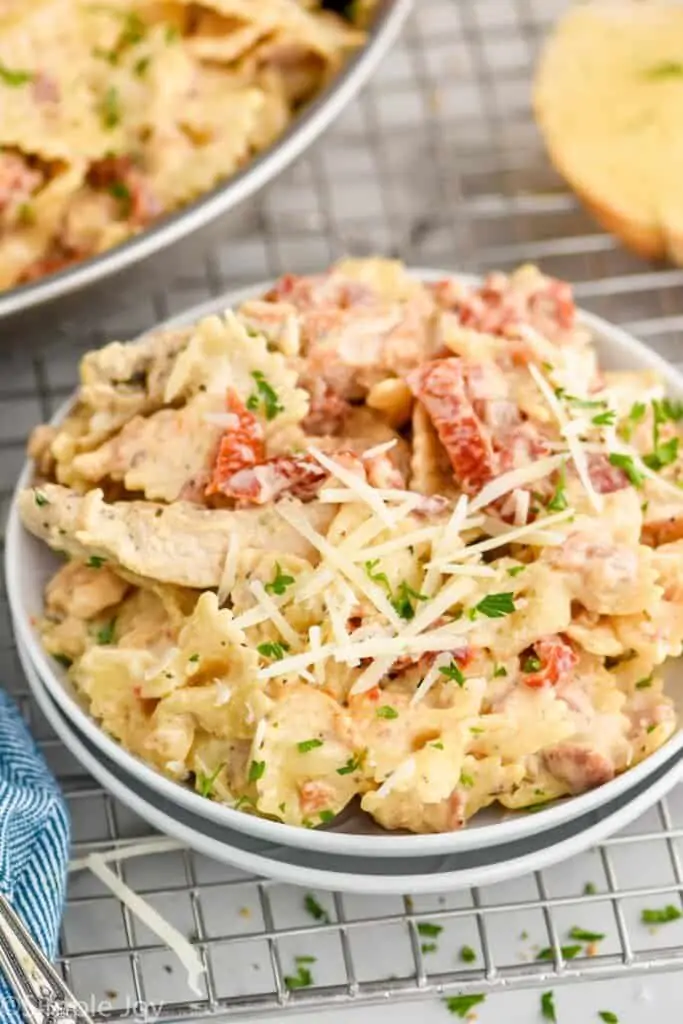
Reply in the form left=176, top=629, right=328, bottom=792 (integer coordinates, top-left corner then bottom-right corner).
left=3, top=0, right=683, bottom=1019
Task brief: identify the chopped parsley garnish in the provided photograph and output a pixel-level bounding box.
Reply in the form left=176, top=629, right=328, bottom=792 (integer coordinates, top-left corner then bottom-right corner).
left=493, top=664, right=507, bottom=678
left=630, top=401, right=647, bottom=422
left=196, top=762, right=224, bottom=798
left=460, top=945, right=476, bottom=963
left=18, top=203, right=35, bottom=226
left=297, top=738, right=323, bottom=754
left=100, top=85, right=122, bottom=129
left=392, top=581, right=428, bottom=621
left=416, top=922, right=443, bottom=938
left=165, top=24, right=181, bottom=42
left=645, top=60, right=683, bottom=79
left=643, top=399, right=681, bottom=471
left=248, top=760, right=265, bottom=783
left=507, top=564, right=526, bottom=577
left=246, top=371, right=283, bottom=421
left=608, top=453, right=645, bottom=488
left=459, top=771, right=474, bottom=788
left=541, top=991, right=556, bottom=1022
left=547, top=461, right=568, bottom=512
left=120, top=11, right=146, bottom=47
left=318, top=810, right=334, bottom=823
left=444, top=994, right=485, bottom=1018
left=264, top=562, right=295, bottom=596
left=568, top=926, right=605, bottom=942
left=86, top=555, right=107, bottom=568
left=364, top=558, right=391, bottom=590
left=108, top=180, right=132, bottom=216
left=96, top=619, right=116, bottom=645
left=641, top=904, right=682, bottom=924
left=304, top=894, right=330, bottom=923
left=34, top=491, right=49, bottom=507
left=376, top=705, right=399, bottom=719
left=296, top=955, right=316, bottom=964
left=592, top=409, right=616, bottom=427
left=470, top=592, right=515, bottom=619
left=584, top=882, right=597, bottom=895
left=54, top=653, right=73, bottom=669
left=598, top=1013, right=618, bottom=1023
left=558, top=391, right=606, bottom=409
left=337, top=751, right=365, bottom=775
left=537, top=945, right=582, bottom=960
left=257, top=641, right=290, bottom=661
left=0, top=62, right=33, bottom=86
left=421, top=942, right=437, bottom=954
left=439, top=661, right=466, bottom=685
left=521, top=654, right=542, bottom=673
left=431, top=741, right=444, bottom=750
left=134, top=55, right=150, bottom=77
left=635, top=674, right=653, bottom=689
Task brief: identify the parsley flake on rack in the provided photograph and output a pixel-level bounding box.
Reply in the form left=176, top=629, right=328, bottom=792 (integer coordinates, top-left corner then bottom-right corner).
left=439, top=661, right=466, bottom=685
left=196, top=762, right=224, bottom=799
left=537, top=944, right=582, bottom=961
left=248, top=760, right=265, bottom=783
left=264, top=563, right=295, bottom=596
left=470, top=592, right=515, bottom=619
left=598, top=1013, right=618, bottom=1024
left=541, top=991, right=556, bottom=1022
left=284, top=961, right=313, bottom=990
left=584, top=882, right=597, bottom=895
left=444, top=994, right=485, bottom=1018
left=304, top=894, right=330, bottom=923
left=568, top=926, right=605, bottom=942
left=297, top=739, right=323, bottom=754
left=416, top=922, right=442, bottom=938
left=257, top=641, right=290, bottom=661
left=608, top=453, right=645, bottom=487
left=376, top=705, right=399, bottom=719
left=0, top=62, right=33, bottom=86
left=460, top=945, right=476, bottom=963
left=641, top=904, right=682, bottom=924
left=421, top=942, right=437, bottom=954
left=246, top=371, right=283, bottom=420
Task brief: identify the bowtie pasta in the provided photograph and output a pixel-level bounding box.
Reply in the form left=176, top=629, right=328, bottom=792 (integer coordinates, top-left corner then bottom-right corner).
left=20, top=258, right=683, bottom=834
left=0, top=0, right=371, bottom=290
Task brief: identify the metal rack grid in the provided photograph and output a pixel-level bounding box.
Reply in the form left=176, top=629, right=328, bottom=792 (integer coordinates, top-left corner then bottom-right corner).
left=3, top=0, right=683, bottom=1019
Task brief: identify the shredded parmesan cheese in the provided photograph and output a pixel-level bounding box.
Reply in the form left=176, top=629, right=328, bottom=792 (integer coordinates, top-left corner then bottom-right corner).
left=83, top=854, right=205, bottom=995
left=309, top=446, right=397, bottom=525
left=249, top=581, right=300, bottom=647
left=375, top=756, right=416, bottom=799
left=469, top=454, right=564, bottom=513
left=410, top=653, right=451, bottom=706
left=361, top=439, right=398, bottom=460
left=513, top=488, right=530, bottom=526
left=217, top=533, right=240, bottom=608
left=433, top=508, right=575, bottom=565
left=309, top=625, right=324, bottom=686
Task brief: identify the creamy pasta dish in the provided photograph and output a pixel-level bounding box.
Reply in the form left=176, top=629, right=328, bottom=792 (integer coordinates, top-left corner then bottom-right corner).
left=0, top=0, right=372, bottom=291
left=20, top=258, right=683, bottom=834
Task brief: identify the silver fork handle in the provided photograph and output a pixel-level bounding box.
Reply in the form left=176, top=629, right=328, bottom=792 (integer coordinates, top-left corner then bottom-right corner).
left=0, top=893, right=93, bottom=1024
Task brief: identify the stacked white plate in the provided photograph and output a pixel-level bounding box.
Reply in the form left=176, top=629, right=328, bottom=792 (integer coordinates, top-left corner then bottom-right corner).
left=7, top=274, right=683, bottom=894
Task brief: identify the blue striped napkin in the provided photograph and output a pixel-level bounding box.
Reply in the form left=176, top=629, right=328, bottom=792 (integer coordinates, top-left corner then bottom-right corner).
left=0, top=689, right=70, bottom=1020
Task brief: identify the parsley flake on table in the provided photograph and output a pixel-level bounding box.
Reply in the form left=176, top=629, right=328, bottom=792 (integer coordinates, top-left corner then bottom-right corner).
left=297, top=738, right=323, bottom=754
left=416, top=922, right=442, bottom=938
left=641, top=904, right=682, bottom=924
left=246, top=371, right=283, bottom=420
left=568, top=926, right=605, bottom=942
left=541, top=990, right=556, bottom=1022
left=376, top=705, right=399, bottom=719
left=264, top=562, right=295, bottom=596
left=470, top=592, right=515, bottom=619
left=608, top=453, right=645, bottom=487
left=284, top=962, right=313, bottom=990
left=444, top=994, right=485, bottom=1018
left=257, top=641, right=290, bottom=661
left=537, top=944, right=582, bottom=961
left=439, top=661, right=466, bottom=685
left=598, top=1013, right=618, bottom=1023
left=248, top=760, right=265, bottom=783
left=0, top=62, right=33, bottom=86
left=196, top=762, right=224, bottom=799
left=304, top=894, right=330, bottom=923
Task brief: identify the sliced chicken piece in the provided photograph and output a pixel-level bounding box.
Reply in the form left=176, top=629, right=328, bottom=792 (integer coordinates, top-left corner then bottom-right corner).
left=19, top=484, right=336, bottom=589
left=45, top=560, right=130, bottom=621
left=542, top=743, right=615, bottom=794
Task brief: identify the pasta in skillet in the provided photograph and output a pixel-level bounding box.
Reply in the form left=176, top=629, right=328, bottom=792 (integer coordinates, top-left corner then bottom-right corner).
left=20, top=258, right=683, bottom=834
left=0, top=0, right=371, bottom=290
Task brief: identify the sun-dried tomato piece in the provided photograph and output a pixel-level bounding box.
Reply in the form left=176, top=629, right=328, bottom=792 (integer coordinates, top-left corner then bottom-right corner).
left=587, top=453, right=630, bottom=494
left=205, top=390, right=266, bottom=497
left=520, top=635, right=578, bottom=689
left=406, top=358, right=497, bottom=494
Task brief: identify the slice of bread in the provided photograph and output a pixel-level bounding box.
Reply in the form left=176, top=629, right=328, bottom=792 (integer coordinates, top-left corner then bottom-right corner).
left=534, top=2, right=683, bottom=263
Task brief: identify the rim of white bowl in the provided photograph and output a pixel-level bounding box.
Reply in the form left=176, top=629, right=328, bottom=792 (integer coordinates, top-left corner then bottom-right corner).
left=6, top=268, right=683, bottom=858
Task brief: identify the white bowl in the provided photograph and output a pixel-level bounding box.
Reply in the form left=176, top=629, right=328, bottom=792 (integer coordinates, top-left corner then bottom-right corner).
left=20, top=632, right=683, bottom=893
left=7, top=270, right=683, bottom=859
